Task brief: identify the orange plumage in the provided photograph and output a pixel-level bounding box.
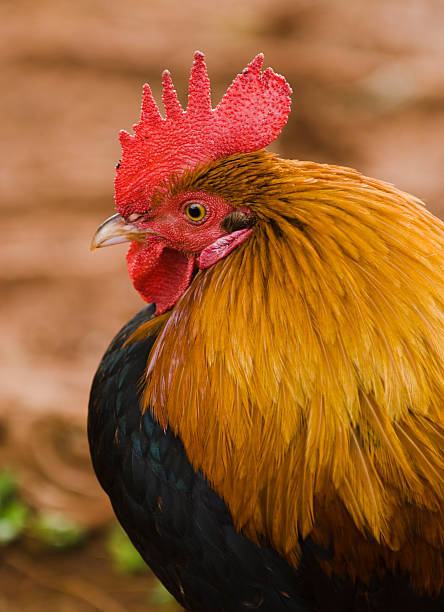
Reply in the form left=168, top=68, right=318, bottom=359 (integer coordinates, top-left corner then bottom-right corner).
left=141, top=150, right=444, bottom=593
left=90, top=54, right=444, bottom=609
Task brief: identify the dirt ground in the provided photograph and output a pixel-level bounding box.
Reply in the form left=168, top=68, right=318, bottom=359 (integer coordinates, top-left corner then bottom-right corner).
left=1, top=0, right=444, bottom=609
left=0, top=536, right=178, bottom=612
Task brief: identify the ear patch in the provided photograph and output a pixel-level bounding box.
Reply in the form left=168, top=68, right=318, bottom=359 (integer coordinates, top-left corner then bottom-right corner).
left=198, top=228, right=253, bottom=269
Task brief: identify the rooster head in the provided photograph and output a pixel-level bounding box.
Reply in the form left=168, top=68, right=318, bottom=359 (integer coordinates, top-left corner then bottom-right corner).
left=91, top=52, right=292, bottom=313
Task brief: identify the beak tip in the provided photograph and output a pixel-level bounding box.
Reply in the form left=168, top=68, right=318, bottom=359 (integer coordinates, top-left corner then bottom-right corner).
left=91, top=212, right=151, bottom=251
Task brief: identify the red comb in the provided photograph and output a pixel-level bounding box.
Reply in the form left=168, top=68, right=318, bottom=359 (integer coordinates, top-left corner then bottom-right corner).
left=115, top=52, right=292, bottom=216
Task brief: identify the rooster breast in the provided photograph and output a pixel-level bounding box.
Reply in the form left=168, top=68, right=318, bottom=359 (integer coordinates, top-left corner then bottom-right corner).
left=88, top=304, right=311, bottom=611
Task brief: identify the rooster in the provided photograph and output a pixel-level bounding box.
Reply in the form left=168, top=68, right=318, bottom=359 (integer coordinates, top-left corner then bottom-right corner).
left=88, top=53, right=444, bottom=611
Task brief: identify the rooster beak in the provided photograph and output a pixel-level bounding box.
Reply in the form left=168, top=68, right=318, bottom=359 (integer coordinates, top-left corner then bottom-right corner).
left=90, top=213, right=151, bottom=250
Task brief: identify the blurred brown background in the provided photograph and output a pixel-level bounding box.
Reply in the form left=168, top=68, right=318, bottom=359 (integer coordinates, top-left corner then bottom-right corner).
left=1, top=0, right=444, bottom=609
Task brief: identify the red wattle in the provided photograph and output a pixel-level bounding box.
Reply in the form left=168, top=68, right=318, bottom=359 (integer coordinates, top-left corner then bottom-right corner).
left=127, top=241, right=195, bottom=314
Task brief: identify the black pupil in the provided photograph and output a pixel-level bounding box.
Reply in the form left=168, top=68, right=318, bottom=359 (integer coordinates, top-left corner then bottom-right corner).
left=189, top=204, right=203, bottom=219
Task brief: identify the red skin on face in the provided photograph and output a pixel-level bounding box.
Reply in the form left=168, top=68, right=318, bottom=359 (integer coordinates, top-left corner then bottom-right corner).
left=125, top=191, right=252, bottom=313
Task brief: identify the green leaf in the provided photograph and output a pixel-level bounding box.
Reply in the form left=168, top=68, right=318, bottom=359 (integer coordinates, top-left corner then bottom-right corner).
left=106, top=523, right=147, bottom=574
left=150, top=581, right=176, bottom=607
left=0, top=499, right=29, bottom=544
left=29, top=512, right=86, bottom=548
left=0, top=471, right=18, bottom=509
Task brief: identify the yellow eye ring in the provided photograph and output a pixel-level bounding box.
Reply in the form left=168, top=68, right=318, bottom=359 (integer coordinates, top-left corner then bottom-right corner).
left=184, top=202, right=207, bottom=223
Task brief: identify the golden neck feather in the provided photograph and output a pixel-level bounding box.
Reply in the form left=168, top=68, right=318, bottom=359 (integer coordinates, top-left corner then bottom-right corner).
left=142, top=152, right=444, bottom=588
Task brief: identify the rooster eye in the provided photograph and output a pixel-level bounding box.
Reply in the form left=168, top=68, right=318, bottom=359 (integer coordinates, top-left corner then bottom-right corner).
left=184, top=202, right=206, bottom=223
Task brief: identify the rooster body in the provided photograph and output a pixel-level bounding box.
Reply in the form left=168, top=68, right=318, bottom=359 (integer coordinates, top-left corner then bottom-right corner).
left=89, top=54, right=444, bottom=610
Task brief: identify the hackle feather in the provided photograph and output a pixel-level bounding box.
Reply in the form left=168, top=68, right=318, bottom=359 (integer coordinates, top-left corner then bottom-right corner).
left=139, top=150, right=444, bottom=593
